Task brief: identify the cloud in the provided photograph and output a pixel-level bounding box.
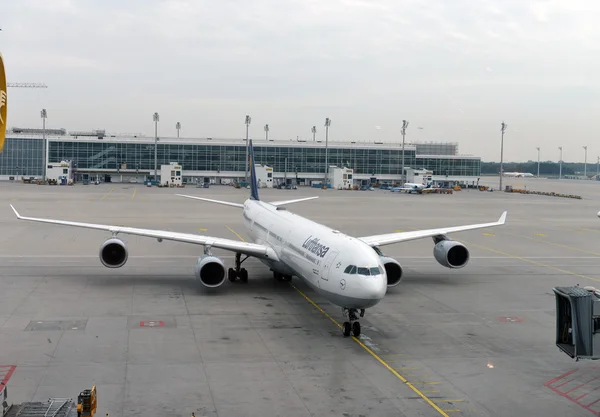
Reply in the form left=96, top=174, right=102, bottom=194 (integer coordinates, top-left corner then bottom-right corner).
left=1, top=0, right=600, bottom=161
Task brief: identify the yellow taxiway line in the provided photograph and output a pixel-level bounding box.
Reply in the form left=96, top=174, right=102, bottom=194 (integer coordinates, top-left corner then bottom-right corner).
left=225, top=225, right=451, bottom=417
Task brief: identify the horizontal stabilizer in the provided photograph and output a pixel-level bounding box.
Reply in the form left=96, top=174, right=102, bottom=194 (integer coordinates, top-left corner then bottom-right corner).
left=269, top=196, right=319, bottom=207
left=176, top=194, right=244, bottom=208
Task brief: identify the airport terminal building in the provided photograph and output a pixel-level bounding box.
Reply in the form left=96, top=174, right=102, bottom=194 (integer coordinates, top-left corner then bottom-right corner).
left=0, top=129, right=481, bottom=186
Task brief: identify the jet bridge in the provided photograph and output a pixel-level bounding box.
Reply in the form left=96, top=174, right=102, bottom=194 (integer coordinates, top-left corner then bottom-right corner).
left=553, top=285, right=600, bottom=361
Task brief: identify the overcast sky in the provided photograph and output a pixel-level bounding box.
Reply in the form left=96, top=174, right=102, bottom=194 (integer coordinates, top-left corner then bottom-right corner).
left=2, top=0, right=599, bottom=162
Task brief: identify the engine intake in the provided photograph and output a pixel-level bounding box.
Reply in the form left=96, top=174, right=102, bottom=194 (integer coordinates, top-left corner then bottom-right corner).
left=195, top=255, right=226, bottom=288
left=433, top=239, right=470, bottom=268
left=99, top=238, right=128, bottom=268
left=380, top=256, right=403, bottom=287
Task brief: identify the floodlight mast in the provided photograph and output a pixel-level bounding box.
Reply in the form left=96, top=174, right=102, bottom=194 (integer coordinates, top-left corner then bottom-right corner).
left=311, top=126, right=316, bottom=142
left=324, top=118, right=331, bottom=185
left=536, top=147, right=540, bottom=177
left=558, top=146, right=563, bottom=180
left=176, top=122, right=181, bottom=138
left=153, top=112, right=159, bottom=179
left=499, top=121, right=507, bottom=191
left=583, top=146, right=588, bottom=178
left=244, top=115, right=251, bottom=182
left=264, top=124, right=269, bottom=141
left=401, top=120, right=409, bottom=183
left=41, top=109, right=47, bottom=180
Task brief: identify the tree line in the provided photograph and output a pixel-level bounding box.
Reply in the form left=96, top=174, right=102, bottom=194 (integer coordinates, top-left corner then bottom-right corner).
left=481, top=161, right=600, bottom=176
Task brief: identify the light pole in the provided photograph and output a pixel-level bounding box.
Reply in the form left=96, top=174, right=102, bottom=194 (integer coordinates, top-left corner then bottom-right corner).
left=558, top=146, right=562, bottom=180
left=499, top=121, right=507, bottom=191
left=536, top=147, right=540, bottom=177
left=153, top=112, right=159, bottom=180
left=264, top=124, right=269, bottom=141
left=324, top=118, right=331, bottom=186
left=583, top=146, right=588, bottom=178
left=176, top=122, right=181, bottom=138
left=244, top=115, right=251, bottom=183
left=401, top=120, right=409, bottom=183
left=311, top=126, right=316, bottom=141
left=597, top=156, right=599, bottom=179
left=41, top=109, right=47, bottom=180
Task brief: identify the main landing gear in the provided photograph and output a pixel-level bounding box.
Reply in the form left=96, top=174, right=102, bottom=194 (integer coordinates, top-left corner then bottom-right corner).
left=228, top=253, right=248, bottom=283
left=342, top=308, right=365, bottom=338
left=273, top=271, right=292, bottom=282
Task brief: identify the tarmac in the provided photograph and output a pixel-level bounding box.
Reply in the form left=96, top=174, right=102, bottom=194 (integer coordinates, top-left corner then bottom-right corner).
left=1, top=178, right=600, bottom=417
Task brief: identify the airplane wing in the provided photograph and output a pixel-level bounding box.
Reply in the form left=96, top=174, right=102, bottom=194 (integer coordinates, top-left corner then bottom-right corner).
left=359, top=211, right=507, bottom=247
left=269, top=196, right=319, bottom=206
left=9, top=205, right=279, bottom=261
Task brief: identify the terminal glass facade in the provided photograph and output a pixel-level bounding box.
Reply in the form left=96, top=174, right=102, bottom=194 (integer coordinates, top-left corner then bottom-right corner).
left=47, top=141, right=425, bottom=176
left=0, top=137, right=481, bottom=178
left=0, top=138, right=44, bottom=176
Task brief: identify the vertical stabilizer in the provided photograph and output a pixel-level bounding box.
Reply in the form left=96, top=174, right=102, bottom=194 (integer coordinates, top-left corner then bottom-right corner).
left=249, top=139, right=260, bottom=200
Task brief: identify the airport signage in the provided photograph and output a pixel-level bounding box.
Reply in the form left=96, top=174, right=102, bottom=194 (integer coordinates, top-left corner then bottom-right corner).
left=302, top=235, right=330, bottom=258
left=0, top=53, right=7, bottom=153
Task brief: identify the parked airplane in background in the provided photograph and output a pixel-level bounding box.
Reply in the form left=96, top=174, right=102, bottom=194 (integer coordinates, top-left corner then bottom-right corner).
left=390, top=183, right=433, bottom=193
left=9, top=140, right=507, bottom=338
left=503, top=172, right=534, bottom=178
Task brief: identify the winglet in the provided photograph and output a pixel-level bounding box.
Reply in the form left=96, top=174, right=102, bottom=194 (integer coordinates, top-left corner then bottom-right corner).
left=498, top=211, right=507, bottom=224
left=10, top=204, right=21, bottom=219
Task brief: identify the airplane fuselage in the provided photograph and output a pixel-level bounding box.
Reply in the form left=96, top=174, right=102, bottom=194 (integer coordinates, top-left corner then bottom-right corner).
left=242, top=199, right=387, bottom=309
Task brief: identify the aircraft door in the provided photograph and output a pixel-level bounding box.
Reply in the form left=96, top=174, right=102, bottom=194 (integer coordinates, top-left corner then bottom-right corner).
left=320, top=250, right=340, bottom=282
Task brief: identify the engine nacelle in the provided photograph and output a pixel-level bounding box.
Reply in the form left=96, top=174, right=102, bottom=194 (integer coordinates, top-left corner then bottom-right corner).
left=99, top=238, right=128, bottom=268
left=380, top=256, right=403, bottom=287
left=194, top=255, right=226, bottom=288
left=433, top=239, right=470, bottom=269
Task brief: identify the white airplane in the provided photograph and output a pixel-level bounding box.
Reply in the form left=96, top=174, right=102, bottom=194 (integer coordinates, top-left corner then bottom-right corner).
left=503, top=172, right=534, bottom=178
left=9, top=140, right=507, bottom=338
left=390, top=183, right=432, bottom=193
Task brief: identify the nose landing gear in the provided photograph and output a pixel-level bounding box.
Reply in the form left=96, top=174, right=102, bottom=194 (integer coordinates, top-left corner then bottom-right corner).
left=342, top=308, right=365, bottom=337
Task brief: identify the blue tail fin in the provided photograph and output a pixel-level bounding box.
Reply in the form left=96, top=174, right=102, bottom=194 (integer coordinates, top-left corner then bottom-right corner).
left=249, top=139, right=260, bottom=201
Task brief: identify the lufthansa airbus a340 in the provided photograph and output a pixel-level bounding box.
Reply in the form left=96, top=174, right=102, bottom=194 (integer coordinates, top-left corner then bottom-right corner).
left=10, top=140, right=507, bottom=337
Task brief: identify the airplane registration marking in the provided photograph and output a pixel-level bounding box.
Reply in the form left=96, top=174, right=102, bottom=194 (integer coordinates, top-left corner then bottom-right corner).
left=289, top=283, right=451, bottom=417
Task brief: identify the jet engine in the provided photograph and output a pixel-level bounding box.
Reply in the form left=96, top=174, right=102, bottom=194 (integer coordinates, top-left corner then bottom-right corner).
left=99, top=238, right=128, bottom=268
left=194, top=255, right=226, bottom=288
left=433, top=239, right=470, bottom=268
left=380, top=256, right=403, bottom=287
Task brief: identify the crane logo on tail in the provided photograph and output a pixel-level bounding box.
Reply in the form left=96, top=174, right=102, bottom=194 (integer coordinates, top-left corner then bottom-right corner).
left=0, top=53, right=7, bottom=153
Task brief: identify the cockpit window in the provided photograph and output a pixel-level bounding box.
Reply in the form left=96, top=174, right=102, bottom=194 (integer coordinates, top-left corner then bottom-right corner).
left=357, top=267, right=370, bottom=275
left=370, top=267, right=381, bottom=275
left=344, top=265, right=357, bottom=274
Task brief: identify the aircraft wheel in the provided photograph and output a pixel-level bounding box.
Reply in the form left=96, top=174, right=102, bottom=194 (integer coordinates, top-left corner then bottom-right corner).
left=352, top=321, right=361, bottom=337
left=228, top=268, right=236, bottom=282
left=342, top=322, right=351, bottom=337
left=240, top=268, right=248, bottom=283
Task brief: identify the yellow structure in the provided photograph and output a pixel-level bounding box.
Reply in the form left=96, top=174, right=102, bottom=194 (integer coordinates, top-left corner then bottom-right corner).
left=77, top=385, right=98, bottom=417
left=0, top=52, right=7, bottom=153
